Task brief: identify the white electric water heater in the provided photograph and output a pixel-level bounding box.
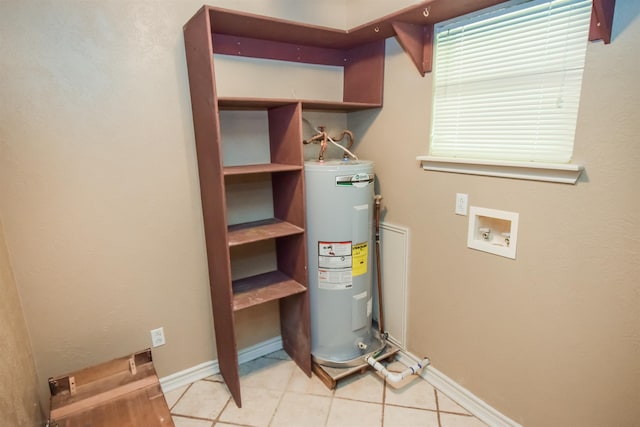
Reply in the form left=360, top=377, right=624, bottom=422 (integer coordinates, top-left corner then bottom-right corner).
left=304, top=159, right=385, bottom=367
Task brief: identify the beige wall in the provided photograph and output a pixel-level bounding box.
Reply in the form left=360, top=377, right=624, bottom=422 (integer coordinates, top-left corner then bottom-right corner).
left=0, top=0, right=349, bottom=413
left=345, top=0, right=419, bottom=27
left=0, top=219, right=43, bottom=426
left=1, top=0, right=638, bottom=425
left=349, top=0, right=640, bottom=425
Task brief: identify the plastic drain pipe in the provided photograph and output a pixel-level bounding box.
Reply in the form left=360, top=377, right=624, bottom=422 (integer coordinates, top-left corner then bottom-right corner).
left=365, top=355, right=431, bottom=384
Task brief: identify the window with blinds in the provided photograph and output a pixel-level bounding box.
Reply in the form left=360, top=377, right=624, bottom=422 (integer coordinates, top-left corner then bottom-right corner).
left=429, top=0, right=592, bottom=164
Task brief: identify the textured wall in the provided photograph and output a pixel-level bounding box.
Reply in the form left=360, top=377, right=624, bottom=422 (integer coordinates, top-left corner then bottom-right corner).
left=0, top=220, right=43, bottom=426
left=0, top=0, right=348, bottom=413
left=349, top=0, right=640, bottom=425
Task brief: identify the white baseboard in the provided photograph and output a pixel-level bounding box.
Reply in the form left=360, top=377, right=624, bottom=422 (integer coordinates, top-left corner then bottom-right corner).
left=395, top=351, right=522, bottom=427
left=237, top=336, right=283, bottom=365
left=159, top=336, right=283, bottom=392
left=159, top=359, right=219, bottom=393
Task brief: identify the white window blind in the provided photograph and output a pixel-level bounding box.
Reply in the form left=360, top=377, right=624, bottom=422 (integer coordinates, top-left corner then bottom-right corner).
left=430, top=0, right=592, bottom=164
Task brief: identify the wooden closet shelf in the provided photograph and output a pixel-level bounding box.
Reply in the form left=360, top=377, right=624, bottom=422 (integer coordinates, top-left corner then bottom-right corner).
left=224, top=163, right=302, bottom=175
left=227, top=219, right=304, bottom=246
left=218, top=97, right=381, bottom=112
left=232, top=270, right=307, bottom=311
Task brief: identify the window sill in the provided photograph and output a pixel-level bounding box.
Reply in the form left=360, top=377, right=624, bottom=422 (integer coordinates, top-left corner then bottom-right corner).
left=416, top=156, right=584, bottom=184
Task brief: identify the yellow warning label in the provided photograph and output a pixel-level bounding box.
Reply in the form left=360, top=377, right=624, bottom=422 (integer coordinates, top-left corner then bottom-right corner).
left=352, top=242, right=368, bottom=277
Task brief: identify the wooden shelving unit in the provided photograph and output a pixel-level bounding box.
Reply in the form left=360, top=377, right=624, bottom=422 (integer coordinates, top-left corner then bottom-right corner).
left=183, top=2, right=387, bottom=407
left=183, top=0, right=617, bottom=408
left=180, top=1, right=461, bottom=409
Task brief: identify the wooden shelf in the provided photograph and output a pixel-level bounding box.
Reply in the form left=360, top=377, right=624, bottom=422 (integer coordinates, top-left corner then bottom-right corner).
left=218, top=97, right=381, bottom=112
left=208, top=0, right=615, bottom=78
left=207, top=2, right=510, bottom=50
left=209, top=7, right=350, bottom=48
left=223, top=163, right=302, bottom=176
left=227, top=219, right=304, bottom=247
left=232, top=271, right=307, bottom=311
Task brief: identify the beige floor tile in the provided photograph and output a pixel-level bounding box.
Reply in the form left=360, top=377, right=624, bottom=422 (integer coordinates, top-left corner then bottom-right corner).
left=286, top=368, right=334, bottom=396
left=437, top=390, right=470, bottom=415
left=170, top=380, right=230, bottom=420
left=219, top=386, right=282, bottom=427
left=326, top=398, right=382, bottom=427
left=383, top=405, right=439, bottom=427
left=334, top=371, right=385, bottom=403
left=168, top=353, right=490, bottom=427
left=163, top=384, right=189, bottom=409
left=270, top=392, right=332, bottom=427
left=239, top=357, right=296, bottom=391
left=440, top=412, right=489, bottom=427
left=385, top=377, right=437, bottom=410
left=171, top=415, right=214, bottom=427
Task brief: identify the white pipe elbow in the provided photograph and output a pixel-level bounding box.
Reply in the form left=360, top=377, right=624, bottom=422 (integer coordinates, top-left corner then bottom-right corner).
left=365, top=355, right=430, bottom=384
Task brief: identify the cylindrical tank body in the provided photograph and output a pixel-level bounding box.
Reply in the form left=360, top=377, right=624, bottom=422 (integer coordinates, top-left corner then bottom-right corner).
left=304, top=159, right=384, bottom=366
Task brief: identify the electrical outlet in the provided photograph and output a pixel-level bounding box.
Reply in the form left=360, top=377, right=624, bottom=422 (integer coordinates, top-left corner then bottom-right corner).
left=150, top=327, right=166, bottom=347
left=455, top=193, right=468, bottom=215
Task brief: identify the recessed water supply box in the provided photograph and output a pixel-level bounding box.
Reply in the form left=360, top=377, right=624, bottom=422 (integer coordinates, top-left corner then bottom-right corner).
left=467, top=207, right=519, bottom=259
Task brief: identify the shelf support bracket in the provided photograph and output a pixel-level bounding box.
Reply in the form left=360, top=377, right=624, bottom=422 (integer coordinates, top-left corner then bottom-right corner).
left=392, top=21, right=434, bottom=76
left=589, top=0, right=616, bottom=44
left=393, top=0, right=616, bottom=76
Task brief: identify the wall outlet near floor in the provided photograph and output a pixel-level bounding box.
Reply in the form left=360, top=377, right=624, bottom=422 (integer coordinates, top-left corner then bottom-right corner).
left=150, top=327, right=166, bottom=347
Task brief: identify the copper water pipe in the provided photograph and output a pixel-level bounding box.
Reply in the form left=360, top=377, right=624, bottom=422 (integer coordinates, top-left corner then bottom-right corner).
left=303, top=126, right=328, bottom=161
left=331, top=130, right=355, bottom=160
left=374, top=194, right=385, bottom=335
left=303, top=128, right=355, bottom=161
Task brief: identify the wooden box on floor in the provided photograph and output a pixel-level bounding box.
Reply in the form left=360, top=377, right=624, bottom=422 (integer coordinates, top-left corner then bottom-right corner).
left=48, top=349, right=173, bottom=427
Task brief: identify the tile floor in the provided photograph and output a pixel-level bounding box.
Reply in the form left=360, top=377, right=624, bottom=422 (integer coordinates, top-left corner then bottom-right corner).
left=164, top=350, right=488, bottom=427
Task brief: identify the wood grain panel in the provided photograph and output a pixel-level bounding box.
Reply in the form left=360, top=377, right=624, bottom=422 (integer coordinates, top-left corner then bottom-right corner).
left=183, top=7, right=241, bottom=407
